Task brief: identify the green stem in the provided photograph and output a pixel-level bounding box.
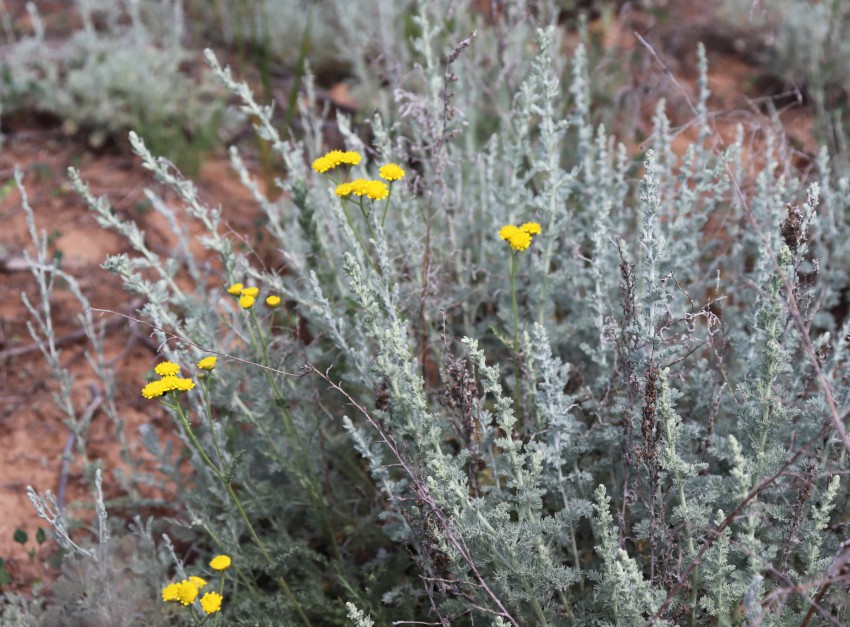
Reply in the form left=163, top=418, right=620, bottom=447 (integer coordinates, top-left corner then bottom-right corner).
left=213, top=571, right=226, bottom=627
left=284, top=6, right=312, bottom=134
left=167, top=396, right=312, bottom=626
left=247, top=308, right=341, bottom=561
left=201, top=522, right=259, bottom=601
left=202, top=377, right=226, bottom=472
left=381, top=182, right=393, bottom=227
left=340, top=200, right=378, bottom=274
left=225, top=481, right=312, bottom=625
left=358, top=197, right=378, bottom=244
left=249, top=308, right=273, bottom=370
left=510, top=251, right=521, bottom=418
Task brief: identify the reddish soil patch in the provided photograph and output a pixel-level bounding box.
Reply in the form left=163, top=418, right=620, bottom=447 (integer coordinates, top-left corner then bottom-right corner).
left=0, top=125, right=268, bottom=591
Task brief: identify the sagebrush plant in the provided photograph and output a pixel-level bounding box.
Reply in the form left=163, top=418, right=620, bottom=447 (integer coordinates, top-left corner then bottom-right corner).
left=0, top=0, right=227, bottom=171
left=719, top=0, right=850, bottom=159
left=10, top=0, right=850, bottom=624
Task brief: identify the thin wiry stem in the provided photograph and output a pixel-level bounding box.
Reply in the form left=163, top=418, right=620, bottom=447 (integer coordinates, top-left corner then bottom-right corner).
left=304, top=364, right=521, bottom=627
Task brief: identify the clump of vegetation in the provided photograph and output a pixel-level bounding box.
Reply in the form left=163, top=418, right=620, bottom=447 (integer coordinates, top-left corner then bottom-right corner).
left=720, top=0, right=850, bottom=156
left=5, top=0, right=850, bottom=625
left=0, top=1, right=226, bottom=171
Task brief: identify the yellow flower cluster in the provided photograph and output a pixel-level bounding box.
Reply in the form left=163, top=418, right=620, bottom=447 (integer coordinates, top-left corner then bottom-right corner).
left=161, top=576, right=207, bottom=606
left=162, top=577, right=222, bottom=614
left=335, top=178, right=389, bottom=201
left=142, top=361, right=196, bottom=399
left=311, top=150, right=361, bottom=173
left=161, top=555, right=230, bottom=615
left=227, top=283, right=281, bottom=311
left=379, top=163, right=405, bottom=181
left=499, top=221, right=542, bottom=252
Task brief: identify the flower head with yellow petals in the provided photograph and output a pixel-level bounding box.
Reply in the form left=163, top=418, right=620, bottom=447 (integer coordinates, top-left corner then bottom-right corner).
left=188, top=576, right=207, bottom=591
left=210, top=554, right=232, bottom=571
left=154, top=361, right=180, bottom=377
left=198, top=356, right=217, bottom=371
left=311, top=150, right=361, bottom=174
left=499, top=221, right=541, bottom=252
left=201, top=591, right=223, bottom=614
left=142, top=375, right=195, bottom=399
left=339, top=178, right=388, bottom=201
left=162, top=582, right=180, bottom=603
left=379, top=163, right=405, bottom=181
left=176, top=579, right=199, bottom=606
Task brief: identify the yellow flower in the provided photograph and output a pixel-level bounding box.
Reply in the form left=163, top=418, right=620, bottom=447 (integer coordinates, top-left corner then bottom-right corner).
left=311, top=156, right=329, bottom=173
left=142, top=379, right=167, bottom=399
left=346, top=178, right=388, bottom=200
left=349, top=178, right=369, bottom=195
left=500, top=222, right=541, bottom=251
left=161, top=376, right=195, bottom=393
left=227, top=283, right=243, bottom=295
left=266, top=295, right=281, bottom=307
left=312, top=150, right=361, bottom=173
left=188, top=576, right=207, bottom=591
left=176, top=579, right=199, bottom=606
left=379, top=163, right=405, bottom=181
left=200, top=591, right=223, bottom=615
left=154, top=361, right=180, bottom=377
left=508, top=229, right=532, bottom=251
left=198, top=356, right=217, bottom=371
left=162, top=582, right=180, bottom=603
left=240, top=286, right=259, bottom=298
left=335, top=182, right=354, bottom=197
left=498, top=223, right=535, bottom=252
left=341, top=151, right=361, bottom=165
left=498, top=224, right=520, bottom=242
left=209, top=555, right=231, bottom=571
left=364, top=180, right=389, bottom=200
left=311, top=150, right=341, bottom=173
left=239, top=294, right=255, bottom=309
left=143, top=376, right=195, bottom=399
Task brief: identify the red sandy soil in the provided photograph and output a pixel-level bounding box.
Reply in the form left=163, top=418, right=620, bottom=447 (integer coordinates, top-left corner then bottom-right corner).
left=0, top=0, right=820, bottom=599
left=0, top=129, right=265, bottom=591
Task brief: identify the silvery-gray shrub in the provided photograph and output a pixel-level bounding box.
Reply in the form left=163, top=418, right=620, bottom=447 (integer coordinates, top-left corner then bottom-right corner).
left=16, top=0, right=850, bottom=624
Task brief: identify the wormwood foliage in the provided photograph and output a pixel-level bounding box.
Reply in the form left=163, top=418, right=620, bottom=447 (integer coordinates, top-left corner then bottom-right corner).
left=0, top=1, right=226, bottom=170
left=12, top=1, right=850, bottom=625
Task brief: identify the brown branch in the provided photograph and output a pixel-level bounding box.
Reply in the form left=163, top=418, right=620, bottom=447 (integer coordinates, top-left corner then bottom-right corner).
left=648, top=424, right=829, bottom=623
left=633, top=31, right=850, bottom=459
left=629, top=31, right=850, bottom=623
left=303, top=363, right=520, bottom=627
left=0, top=316, right=125, bottom=362
left=733, top=538, right=846, bottom=627
left=88, top=308, right=302, bottom=378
